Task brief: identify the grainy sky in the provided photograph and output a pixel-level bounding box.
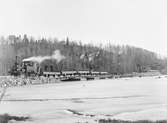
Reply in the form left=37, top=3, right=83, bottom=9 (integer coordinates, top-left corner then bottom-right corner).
left=0, top=0, right=167, bottom=56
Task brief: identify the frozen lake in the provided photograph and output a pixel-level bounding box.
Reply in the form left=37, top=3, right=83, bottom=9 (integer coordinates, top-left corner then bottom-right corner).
left=0, top=76, right=167, bottom=123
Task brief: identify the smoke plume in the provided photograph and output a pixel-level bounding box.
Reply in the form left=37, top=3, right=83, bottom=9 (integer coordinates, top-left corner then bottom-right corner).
left=22, top=50, right=65, bottom=63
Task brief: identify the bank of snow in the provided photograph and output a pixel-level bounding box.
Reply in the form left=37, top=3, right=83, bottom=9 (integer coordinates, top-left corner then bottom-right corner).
left=0, top=76, right=167, bottom=123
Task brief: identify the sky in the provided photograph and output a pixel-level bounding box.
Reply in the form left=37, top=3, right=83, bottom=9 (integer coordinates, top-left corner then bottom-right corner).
left=0, top=0, right=167, bottom=56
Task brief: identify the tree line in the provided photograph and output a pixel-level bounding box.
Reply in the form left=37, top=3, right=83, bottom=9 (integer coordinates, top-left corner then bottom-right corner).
left=0, top=34, right=167, bottom=75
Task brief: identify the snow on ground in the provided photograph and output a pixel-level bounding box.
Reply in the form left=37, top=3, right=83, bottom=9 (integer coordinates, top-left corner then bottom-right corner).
left=0, top=76, right=167, bottom=123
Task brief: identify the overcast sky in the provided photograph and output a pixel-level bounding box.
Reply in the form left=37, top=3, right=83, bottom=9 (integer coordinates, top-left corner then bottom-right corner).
left=0, top=0, right=167, bottom=56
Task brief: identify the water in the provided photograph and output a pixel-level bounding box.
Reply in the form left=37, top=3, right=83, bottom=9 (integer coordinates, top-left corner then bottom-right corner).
left=0, top=76, right=167, bottom=122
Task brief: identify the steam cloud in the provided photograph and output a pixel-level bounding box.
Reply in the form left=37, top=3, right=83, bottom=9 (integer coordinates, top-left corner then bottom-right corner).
left=22, top=50, right=65, bottom=63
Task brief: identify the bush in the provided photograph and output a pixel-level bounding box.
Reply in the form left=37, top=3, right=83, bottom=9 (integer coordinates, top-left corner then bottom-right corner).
left=0, top=114, right=29, bottom=123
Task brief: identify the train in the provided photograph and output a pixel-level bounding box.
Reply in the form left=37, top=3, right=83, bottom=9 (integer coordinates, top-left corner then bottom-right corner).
left=9, top=57, right=110, bottom=81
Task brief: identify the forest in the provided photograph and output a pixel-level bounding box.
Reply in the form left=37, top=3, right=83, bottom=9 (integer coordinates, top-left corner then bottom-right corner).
left=0, top=34, right=167, bottom=76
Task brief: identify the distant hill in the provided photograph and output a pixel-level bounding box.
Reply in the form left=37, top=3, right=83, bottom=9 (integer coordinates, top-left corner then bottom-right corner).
left=0, top=34, right=167, bottom=75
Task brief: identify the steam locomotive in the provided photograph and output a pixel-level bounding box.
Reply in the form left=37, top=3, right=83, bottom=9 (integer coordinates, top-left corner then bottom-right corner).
left=9, top=58, right=41, bottom=77
left=21, top=60, right=41, bottom=76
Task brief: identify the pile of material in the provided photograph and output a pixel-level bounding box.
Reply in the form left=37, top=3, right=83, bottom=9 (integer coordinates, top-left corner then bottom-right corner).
left=0, top=76, right=60, bottom=88
left=0, top=76, right=32, bottom=87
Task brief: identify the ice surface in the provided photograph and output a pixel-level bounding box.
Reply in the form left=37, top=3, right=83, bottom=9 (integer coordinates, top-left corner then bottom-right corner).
left=0, top=76, right=167, bottom=122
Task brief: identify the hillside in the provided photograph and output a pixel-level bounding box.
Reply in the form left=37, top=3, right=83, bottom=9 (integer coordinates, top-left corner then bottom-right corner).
left=0, top=35, right=167, bottom=75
